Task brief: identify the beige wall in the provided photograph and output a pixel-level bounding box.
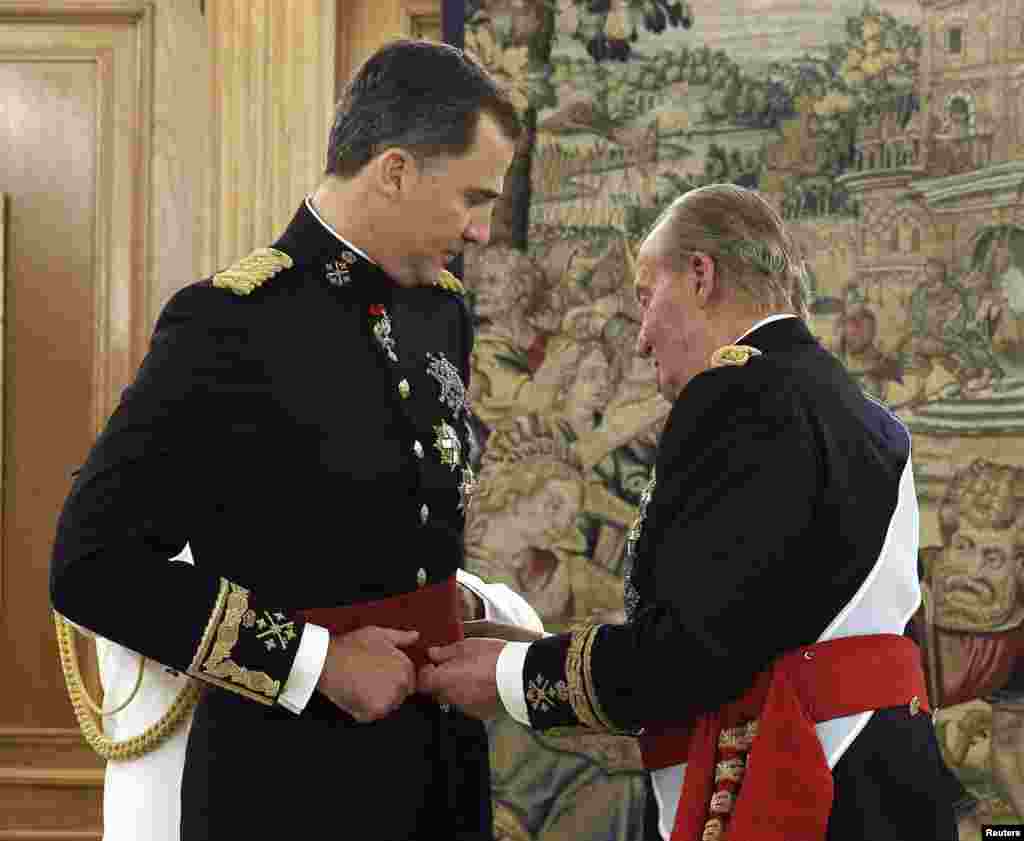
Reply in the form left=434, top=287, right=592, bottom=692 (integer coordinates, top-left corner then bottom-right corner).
left=203, top=0, right=441, bottom=272
left=204, top=0, right=336, bottom=271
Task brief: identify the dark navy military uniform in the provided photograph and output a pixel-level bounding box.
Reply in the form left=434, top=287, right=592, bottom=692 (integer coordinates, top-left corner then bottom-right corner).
left=51, top=201, right=491, bottom=840
left=513, top=317, right=960, bottom=841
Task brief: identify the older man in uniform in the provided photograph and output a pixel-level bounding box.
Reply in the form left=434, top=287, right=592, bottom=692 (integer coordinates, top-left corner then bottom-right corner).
left=51, top=40, right=520, bottom=840
left=420, top=184, right=959, bottom=841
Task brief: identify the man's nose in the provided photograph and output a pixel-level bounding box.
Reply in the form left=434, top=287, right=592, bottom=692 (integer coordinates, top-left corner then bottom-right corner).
left=465, top=222, right=491, bottom=246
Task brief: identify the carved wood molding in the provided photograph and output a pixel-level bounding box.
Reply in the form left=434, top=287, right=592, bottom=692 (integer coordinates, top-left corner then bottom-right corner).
left=206, top=0, right=336, bottom=267
left=0, top=728, right=101, bottom=768
left=0, top=768, right=103, bottom=787
left=0, top=194, right=5, bottom=609
left=402, top=0, right=441, bottom=39
left=0, top=1, right=148, bottom=19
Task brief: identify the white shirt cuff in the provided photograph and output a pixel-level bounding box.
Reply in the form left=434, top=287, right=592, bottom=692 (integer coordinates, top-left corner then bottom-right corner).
left=278, top=622, right=329, bottom=715
left=455, top=569, right=546, bottom=633
left=496, top=641, right=532, bottom=725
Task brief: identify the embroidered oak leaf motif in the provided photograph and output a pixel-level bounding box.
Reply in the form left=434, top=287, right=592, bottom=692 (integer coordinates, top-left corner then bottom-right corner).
left=526, top=675, right=570, bottom=713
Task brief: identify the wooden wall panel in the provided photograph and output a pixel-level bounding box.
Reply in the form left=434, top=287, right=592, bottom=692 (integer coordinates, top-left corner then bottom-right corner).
left=336, top=0, right=441, bottom=92
left=0, top=0, right=209, bottom=834
left=206, top=0, right=335, bottom=268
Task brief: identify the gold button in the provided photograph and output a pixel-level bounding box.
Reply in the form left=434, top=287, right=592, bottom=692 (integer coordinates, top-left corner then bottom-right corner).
left=413, top=441, right=424, bottom=458
left=398, top=379, right=410, bottom=399
left=417, top=567, right=427, bottom=587
left=909, top=695, right=921, bottom=716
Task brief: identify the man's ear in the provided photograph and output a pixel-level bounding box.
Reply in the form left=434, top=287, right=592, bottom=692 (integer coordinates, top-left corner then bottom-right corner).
left=692, top=252, right=717, bottom=308
left=371, top=148, right=419, bottom=200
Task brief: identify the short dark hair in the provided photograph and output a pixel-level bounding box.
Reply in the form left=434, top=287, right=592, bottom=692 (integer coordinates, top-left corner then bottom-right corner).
left=326, top=39, right=522, bottom=178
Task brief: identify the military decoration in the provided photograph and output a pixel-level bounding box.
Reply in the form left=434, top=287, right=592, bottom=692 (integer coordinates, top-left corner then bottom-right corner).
left=433, top=421, right=462, bottom=471
left=624, top=468, right=656, bottom=622
left=426, top=352, right=467, bottom=419
left=368, top=304, right=398, bottom=362
left=458, top=463, right=477, bottom=512
left=325, top=250, right=357, bottom=287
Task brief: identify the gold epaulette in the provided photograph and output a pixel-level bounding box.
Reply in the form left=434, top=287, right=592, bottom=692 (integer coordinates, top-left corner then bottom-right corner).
left=212, top=247, right=294, bottom=296
left=435, top=269, right=466, bottom=296
left=709, top=344, right=762, bottom=368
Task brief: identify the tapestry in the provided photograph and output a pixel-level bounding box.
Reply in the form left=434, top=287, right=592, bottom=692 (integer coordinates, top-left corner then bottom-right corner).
left=457, top=2, right=1024, bottom=839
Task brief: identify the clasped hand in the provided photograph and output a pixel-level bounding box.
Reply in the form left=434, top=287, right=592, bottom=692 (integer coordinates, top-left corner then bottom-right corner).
left=316, top=626, right=506, bottom=722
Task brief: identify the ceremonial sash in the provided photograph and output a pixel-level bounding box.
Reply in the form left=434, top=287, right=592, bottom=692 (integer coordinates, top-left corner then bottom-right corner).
left=643, top=400, right=922, bottom=840
left=640, top=633, right=929, bottom=841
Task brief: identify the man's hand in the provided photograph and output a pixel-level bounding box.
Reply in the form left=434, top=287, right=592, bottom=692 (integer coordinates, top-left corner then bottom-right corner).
left=418, top=638, right=506, bottom=720
left=316, top=626, right=419, bottom=723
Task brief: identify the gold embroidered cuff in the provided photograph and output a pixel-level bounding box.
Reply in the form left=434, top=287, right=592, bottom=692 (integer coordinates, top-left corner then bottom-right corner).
left=187, top=578, right=281, bottom=704
left=580, top=620, right=618, bottom=731
left=566, top=623, right=607, bottom=730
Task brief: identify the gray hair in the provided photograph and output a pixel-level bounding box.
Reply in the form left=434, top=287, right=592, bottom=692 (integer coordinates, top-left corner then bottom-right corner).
left=645, top=183, right=811, bottom=319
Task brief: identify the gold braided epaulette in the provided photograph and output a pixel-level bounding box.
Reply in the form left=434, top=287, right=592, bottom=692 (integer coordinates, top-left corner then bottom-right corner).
left=709, top=345, right=762, bottom=368
left=435, top=269, right=466, bottom=296
left=212, top=247, right=294, bottom=296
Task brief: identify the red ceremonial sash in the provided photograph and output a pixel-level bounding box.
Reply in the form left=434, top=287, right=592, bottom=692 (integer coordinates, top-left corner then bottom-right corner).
left=639, top=634, right=930, bottom=841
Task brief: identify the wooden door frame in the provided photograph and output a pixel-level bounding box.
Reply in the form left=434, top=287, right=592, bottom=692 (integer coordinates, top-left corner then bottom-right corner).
left=0, top=7, right=156, bottom=835
left=0, top=0, right=155, bottom=596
